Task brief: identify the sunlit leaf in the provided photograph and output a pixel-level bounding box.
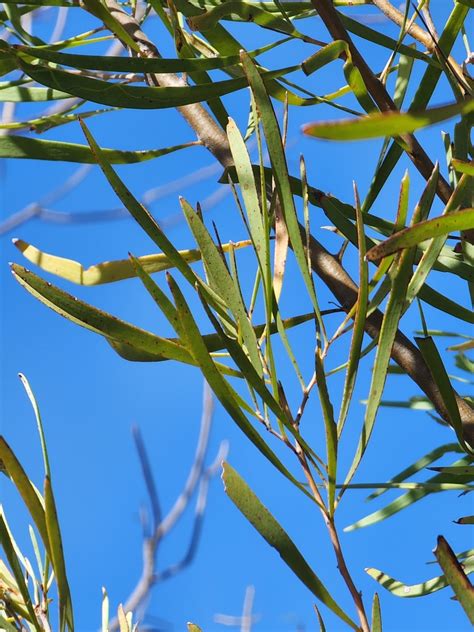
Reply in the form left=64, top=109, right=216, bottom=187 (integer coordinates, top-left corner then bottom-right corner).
left=366, top=553, right=474, bottom=598
left=303, top=99, right=474, bottom=141
left=366, top=208, right=474, bottom=261
left=14, top=237, right=251, bottom=285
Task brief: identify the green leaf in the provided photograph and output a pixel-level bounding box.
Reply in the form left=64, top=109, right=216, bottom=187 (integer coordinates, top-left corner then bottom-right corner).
left=240, top=51, right=326, bottom=340
left=11, top=263, right=194, bottom=364
left=0, top=135, right=199, bottom=163
left=343, top=173, right=413, bottom=489
left=180, top=197, right=263, bottom=375
left=16, top=41, right=279, bottom=73
left=452, top=159, right=474, bottom=176
left=337, top=185, right=368, bottom=435
left=366, top=553, right=474, bottom=598
left=222, top=462, right=359, bottom=629
left=434, top=536, right=474, bottom=623
left=455, top=515, right=474, bottom=525
left=44, top=476, right=74, bottom=631
left=366, top=208, right=474, bottom=261
left=303, top=99, right=474, bottom=141
left=416, top=336, right=472, bottom=451
left=226, top=118, right=268, bottom=274
left=18, top=373, right=51, bottom=478
left=371, top=593, right=382, bottom=632
left=0, top=513, right=41, bottom=629
left=0, top=436, right=49, bottom=552
left=315, top=350, right=338, bottom=515
left=167, top=275, right=312, bottom=497
left=345, top=456, right=473, bottom=531
left=17, top=56, right=292, bottom=110
left=367, top=443, right=463, bottom=500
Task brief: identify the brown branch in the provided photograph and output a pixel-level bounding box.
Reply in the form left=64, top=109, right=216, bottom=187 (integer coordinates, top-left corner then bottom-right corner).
left=310, top=0, right=453, bottom=205
left=372, top=0, right=466, bottom=89
left=97, top=0, right=473, bottom=464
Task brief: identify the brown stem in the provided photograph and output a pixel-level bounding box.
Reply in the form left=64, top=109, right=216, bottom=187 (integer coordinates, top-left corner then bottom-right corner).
left=97, top=0, right=473, bottom=451
left=372, top=0, right=466, bottom=89
left=297, top=450, right=370, bottom=632
left=310, top=0, right=453, bottom=205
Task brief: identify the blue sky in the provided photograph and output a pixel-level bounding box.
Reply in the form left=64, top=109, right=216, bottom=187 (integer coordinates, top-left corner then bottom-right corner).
left=1, top=3, right=473, bottom=631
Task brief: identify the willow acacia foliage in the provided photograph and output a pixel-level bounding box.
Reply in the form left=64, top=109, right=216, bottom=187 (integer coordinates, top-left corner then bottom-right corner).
left=1, top=1, right=473, bottom=631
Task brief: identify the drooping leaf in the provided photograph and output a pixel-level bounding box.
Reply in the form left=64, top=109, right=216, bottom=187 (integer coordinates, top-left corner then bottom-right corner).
left=366, top=553, right=474, bottom=598
left=222, top=462, right=359, bottom=629
left=14, top=237, right=251, bottom=285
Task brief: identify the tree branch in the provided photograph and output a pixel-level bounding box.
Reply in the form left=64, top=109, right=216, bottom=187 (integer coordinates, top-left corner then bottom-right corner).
left=98, top=0, right=473, bottom=458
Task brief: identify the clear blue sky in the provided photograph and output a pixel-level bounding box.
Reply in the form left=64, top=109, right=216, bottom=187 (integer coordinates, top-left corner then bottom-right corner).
left=1, top=3, right=473, bottom=631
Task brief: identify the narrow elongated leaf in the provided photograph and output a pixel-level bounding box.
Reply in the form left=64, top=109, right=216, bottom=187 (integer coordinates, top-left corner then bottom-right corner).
left=222, top=462, right=359, bottom=629
left=44, top=476, right=74, bottom=631
left=452, top=159, right=474, bottom=176
left=241, top=51, right=326, bottom=339
left=366, top=554, right=474, bottom=598
left=345, top=457, right=473, bottom=531
left=227, top=118, right=268, bottom=273
left=366, top=208, right=474, bottom=261
left=0, top=513, right=41, bottom=629
left=180, top=197, right=262, bottom=375
left=18, top=373, right=51, bottom=478
left=14, top=238, right=251, bottom=285
left=167, top=275, right=312, bottom=497
left=0, top=85, right=72, bottom=102
left=337, top=186, right=368, bottom=435
left=16, top=40, right=279, bottom=73
left=434, top=537, right=474, bottom=622
left=343, top=174, right=413, bottom=489
left=0, top=135, right=199, bottom=163
left=371, top=593, right=382, bottom=632
left=416, top=336, right=472, bottom=451
left=315, top=350, right=337, bottom=515
left=368, top=443, right=462, bottom=500
left=11, top=264, right=194, bottom=364
left=0, top=437, right=49, bottom=550
left=17, top=57, right=292, bottom=109
left=303, top=99, right=474, bottom=141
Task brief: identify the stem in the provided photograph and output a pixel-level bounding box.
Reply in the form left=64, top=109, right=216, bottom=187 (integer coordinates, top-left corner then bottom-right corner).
left=297, top=449, right=370, bottom=632
left=97, top=0, right=474, bottom=444
left=310, top=0, right=453, bottom=204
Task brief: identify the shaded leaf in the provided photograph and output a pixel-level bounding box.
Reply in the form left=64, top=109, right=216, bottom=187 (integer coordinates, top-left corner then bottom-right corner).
left=434, top=536, right=474, bottom=622
left=0, top=135, right=199, bottom=163
left=222, top=462, right=359, bottom=629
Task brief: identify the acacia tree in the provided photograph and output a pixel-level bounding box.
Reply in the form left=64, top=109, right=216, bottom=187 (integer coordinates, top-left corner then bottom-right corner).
left=1, top=1, right=473, bottom=631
